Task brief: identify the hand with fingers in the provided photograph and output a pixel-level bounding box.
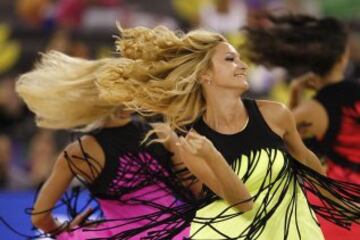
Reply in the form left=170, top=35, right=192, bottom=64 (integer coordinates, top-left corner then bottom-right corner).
left=289, top=72, right=320, bottom=109
left=290, top=72, right=319, bottom=91
left=175, top=130, right=253, bottom=211
left=177, top=130, right=218, bottom=161
left=55, top=208, right=95, bottom=239
left=174, top=130, right=225, bottom=198
left=69, top=208, right=95, bottom=229
left=151, top=122, right=180, bottom=145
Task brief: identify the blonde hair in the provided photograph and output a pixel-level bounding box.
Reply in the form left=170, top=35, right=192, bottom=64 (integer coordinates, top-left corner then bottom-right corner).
left=16, top=26, right=226, bottom=133
left=16, top=51, right=133, bottom=131
left=98, top=25, right=226, bottom=130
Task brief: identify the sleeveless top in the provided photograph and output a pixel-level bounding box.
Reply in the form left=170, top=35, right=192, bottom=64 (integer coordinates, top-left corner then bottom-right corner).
left=58, top=118, right=196, bottom=239
left=193, top=98, right=284, bottom=164
left=7, top=105, right=360, bottom=239
left=313, top=81, right=360, bottom=172
left=86, top=118, right=173, bottom=199
left=186, top=98, right=359, bottom=240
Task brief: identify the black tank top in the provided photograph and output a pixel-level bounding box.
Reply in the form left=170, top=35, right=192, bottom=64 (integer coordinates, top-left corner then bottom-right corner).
left=192, top=98, right=284, bottom=164
left=314, top=81, right=360, bottom=171
left=86, top=118, right=173, bottom=199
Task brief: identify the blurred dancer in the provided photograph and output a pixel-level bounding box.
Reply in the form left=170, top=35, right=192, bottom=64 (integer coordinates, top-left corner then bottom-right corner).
left=244, top=13, right=360, bottom=240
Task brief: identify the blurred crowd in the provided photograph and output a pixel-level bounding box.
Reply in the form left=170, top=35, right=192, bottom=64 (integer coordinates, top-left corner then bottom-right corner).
left=0, top=0, right=359, bottom=190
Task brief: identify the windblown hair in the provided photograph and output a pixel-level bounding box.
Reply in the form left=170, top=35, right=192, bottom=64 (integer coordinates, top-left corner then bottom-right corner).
left=16, top=51, right=130, bottom=131
left=242, top=14, right=349, bottom=77
left=97, top=25, right=226, bottom=130
left=17, top=26, right=225, bottom=132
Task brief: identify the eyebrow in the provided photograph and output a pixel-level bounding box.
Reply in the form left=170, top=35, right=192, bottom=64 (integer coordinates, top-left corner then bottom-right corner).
left=225, top=52, right=240, bottom=57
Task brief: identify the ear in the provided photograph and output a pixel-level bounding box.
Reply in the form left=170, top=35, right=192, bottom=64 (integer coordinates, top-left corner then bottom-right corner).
left=199, top=68, right=213, bottom=84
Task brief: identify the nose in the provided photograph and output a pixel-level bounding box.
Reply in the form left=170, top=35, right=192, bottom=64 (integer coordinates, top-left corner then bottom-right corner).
left=236, top=59, right=248, bottom=71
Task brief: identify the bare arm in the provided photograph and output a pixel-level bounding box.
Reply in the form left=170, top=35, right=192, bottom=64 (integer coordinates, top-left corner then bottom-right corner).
left=288, top=72, right=317, bottom=110
left=152, top=123, right=253, bottom=212
left=288, top=73, right=328, bottom=139
left=31, top=136, right=104, bottom=234
left=177, top=132, right=253, bottom=212
left=31, top=150, right=74, bottom=233
left=152, top=123, right=206, bottom=195
left=280, top=106, right=355, bottom=206
left=258, top=100, right=325, bottom=174
left=281, top=107, right=326, bottom=175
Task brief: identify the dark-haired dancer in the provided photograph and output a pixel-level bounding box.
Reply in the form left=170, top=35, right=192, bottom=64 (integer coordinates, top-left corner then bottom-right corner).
left=244, top=14, right=360, bottom=240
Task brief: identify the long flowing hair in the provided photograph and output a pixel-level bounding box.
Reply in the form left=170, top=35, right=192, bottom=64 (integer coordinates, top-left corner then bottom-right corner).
left=16, top=51, right=133, bottom=131
left=97, top=25, right=226, bottom=130
left=17, top=25, right=226, bottom=132
left=242, top=14, right=349, bottom=77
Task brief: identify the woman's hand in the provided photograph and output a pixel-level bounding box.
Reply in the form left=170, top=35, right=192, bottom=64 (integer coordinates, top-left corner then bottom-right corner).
left=178, top=130, right=218, bottom=161
left=290, top=72, right=318, bottom=91
left=289, top=72, right=319, bottom=109
left=55, top=208, right=96, bottom=239
left=68, top=208, right=95, bottom=230
left=151, top=123, right=179, bottom=147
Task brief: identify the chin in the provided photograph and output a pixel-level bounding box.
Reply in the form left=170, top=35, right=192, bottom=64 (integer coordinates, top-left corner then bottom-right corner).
left=220, top=80, right=249, bottom=93
left=227, top=84, right=248, bottom=96
left=236, top=81, right=249, bottom=91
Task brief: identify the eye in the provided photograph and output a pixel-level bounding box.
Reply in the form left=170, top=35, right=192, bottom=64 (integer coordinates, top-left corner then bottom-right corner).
left=225, top=57, right=234, bottom=61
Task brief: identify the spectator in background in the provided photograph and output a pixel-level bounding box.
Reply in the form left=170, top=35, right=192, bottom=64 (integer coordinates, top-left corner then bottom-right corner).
left=27, top=130, right=57, bottom=187
left=172, top=0, right=210, bottom=30
left=55, top=0, right=120, bottom=28
left=199, top=0, right=247, bottom=35
left=46, top=29, right=90, bottom=58
left=0, top=24, right=21, bottom=76
left=0, top=75, right=39, bottom=190
left=15, top=0, right=54, bottom=30
left=0, top=135, right=11, bottom=188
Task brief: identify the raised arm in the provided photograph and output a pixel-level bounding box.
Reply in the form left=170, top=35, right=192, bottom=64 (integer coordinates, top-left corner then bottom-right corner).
left=288, top=73, right=328, bottom=139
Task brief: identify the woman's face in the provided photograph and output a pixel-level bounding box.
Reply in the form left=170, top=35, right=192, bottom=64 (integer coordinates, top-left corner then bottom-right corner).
left=202, top=42, right=249, bottom=92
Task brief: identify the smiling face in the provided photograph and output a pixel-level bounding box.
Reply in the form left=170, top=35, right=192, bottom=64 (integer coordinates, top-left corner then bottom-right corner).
left=201, top=42, right=249, bottom=93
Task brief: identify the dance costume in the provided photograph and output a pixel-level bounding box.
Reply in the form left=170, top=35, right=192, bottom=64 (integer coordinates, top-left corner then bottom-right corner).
left=187, top=99, right=359, bottom=240
left=5, top=105, right=359, bottom=239
left=309, top=81, right=360, bottom=240
left=55, top=118, right=195, bottom=239
left=313, top=81, right=360, bottom=180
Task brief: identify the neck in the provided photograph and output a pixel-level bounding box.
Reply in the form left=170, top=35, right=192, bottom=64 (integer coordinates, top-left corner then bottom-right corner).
left=203, top=91, right=247, bottom=133
left=319, top=66, right=345, bottom=89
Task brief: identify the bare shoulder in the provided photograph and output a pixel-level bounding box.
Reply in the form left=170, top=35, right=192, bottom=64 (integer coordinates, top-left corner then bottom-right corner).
left=256, top=99, right=288, bottom=111
left=60, top=134, right=105, bottom=181
left=291, top=99, right=328, bottom=138
left=255, top=100, right=292, bottom=138
left=292, top=99, right=327, bottom=119
left=64, top=135, right=104, bottom=159
left=256, top=99, right=291, bottom=121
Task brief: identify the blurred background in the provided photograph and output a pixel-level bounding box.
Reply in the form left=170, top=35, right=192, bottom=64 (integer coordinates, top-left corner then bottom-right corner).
left=0, top=0, right=359, bottom=239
